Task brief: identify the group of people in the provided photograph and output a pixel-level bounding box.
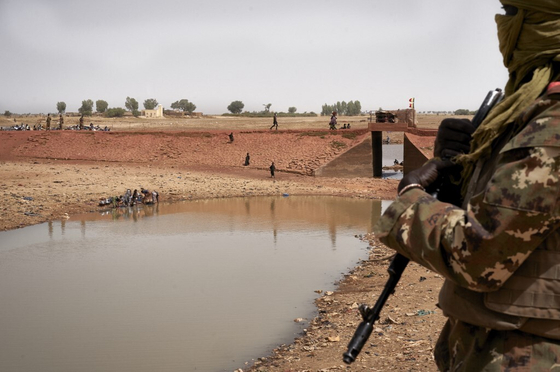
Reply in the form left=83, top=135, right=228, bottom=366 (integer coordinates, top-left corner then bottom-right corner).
left=2, top=114, right=110, bottom=132
left=3, top=123, right=31, bottom=131
left=99, top=188, right=159, bottom=208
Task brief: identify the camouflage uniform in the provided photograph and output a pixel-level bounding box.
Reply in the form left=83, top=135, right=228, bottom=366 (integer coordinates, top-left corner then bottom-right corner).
left=374, top=82, right=560, bottom=371
left=46, top=115, right=51, bottom=130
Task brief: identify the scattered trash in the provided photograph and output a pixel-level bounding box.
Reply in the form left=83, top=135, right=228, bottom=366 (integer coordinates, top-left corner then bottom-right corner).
left=419, top=276, right=427, bottom=282
left=416, top=309, right=435, bottom=316
left=385, top=316, right=398, bottom=324
left=294, top=318, right=306, bottom=323
left=282, top=193, right=289, bottom=197
left=327, top=336, right=340, bottom=342
left=22, top=196, right=33, bottom=201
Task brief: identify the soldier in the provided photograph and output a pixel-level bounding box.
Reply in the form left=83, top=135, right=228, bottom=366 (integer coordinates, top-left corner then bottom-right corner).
left=58, top=114, right=64, bottom=130
left=374, top=1, right=560, bottom=370
left=45, top=114, right=51, bottom=130
left=269, top=161, right=275, bottom=178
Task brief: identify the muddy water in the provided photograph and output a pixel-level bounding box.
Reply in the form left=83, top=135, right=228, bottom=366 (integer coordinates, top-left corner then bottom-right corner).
left=0, top=196, right=390, bottom=372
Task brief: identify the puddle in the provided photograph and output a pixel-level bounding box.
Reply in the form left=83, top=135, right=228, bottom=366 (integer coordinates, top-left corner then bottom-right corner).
left=0, top=196, right=390, bottom=372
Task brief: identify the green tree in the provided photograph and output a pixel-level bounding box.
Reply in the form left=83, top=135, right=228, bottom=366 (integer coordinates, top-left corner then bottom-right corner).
left=56, top=101, right=66, bottom=114
left=227, top=100, right=244, bottom=114
left=354, top=100, right=362, bottom=115
left=339, top=101, right=347, bottom=115
left=288, top=107, right=297, bottom=114
left=454, top=109, right=471, bottom=115
left=4, top=110, right=12, bottom=117
left=170, top=99, right=196, bottom=113
left=346, top=100, right=362, bottom=116
left=347, top=101, right=356, bottom=116
left=143, top=98, right=159, bottom=110
left=125, top=97, right=139, bottom=112
left=263, top=103, right=272, bottom=113
left=96, top=100, right=108, bottom=113
left=105, top=107, right=126, bottom=117
left=78, top=99, right=94, bottom=116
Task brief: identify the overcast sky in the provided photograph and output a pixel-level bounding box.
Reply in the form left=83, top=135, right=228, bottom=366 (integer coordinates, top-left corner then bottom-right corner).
left=0, top=0, right=507, bottom=115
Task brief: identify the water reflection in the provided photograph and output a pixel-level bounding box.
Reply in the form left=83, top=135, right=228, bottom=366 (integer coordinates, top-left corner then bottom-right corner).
left=0, top=196, right=387, bottom=372
left=69, top=196, right=383, bottom=249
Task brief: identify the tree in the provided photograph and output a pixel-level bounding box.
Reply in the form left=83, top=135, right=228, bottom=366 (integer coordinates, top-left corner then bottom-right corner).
left=346, top=100, right=362, bottom=116
left=125, top=97, right=139, bottom=112
left=143, top=98, right=158, bottom=110
left=105, top=107, right=126, bottom=117
left=96, top=100, right=108, bottom=113
left=125, top=97, right=139, bottom=117
left=351, top=100, right=362, bottom=115
left=78, top=99, right=94, bottom=116
left=4, top=110, right=12, bottom=117
left=263, top=103, right=272, bottom=113
left=454, top=109, right=472, bottom=115
left=288, top=107, right=297, bottom=114
left=227, top=100, right=244, bottom=114
left=170, top=99, right=196, bottom=113
left=56, top=101, right=66, bottom=114
left=322, top=100, right=363, bottom=116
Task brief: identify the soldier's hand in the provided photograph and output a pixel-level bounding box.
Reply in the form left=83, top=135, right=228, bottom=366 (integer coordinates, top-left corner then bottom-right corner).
left=398, top=159, right=455, bottom=195
left=434, top=118, right=475, bottom=159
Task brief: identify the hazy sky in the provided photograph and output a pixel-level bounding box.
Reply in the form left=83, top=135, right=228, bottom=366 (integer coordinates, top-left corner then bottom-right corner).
left=0, top=0, right=508, bottom=115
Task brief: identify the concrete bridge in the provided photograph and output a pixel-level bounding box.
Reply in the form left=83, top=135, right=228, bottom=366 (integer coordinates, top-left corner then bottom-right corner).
left=316, top=109, right=437, bottom=178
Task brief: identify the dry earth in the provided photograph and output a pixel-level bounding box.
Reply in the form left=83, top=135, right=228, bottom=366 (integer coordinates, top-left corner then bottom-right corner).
left=0, top=114, right=452, bottom=372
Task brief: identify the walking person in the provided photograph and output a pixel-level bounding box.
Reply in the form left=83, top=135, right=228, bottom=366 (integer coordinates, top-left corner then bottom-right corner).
left=329, top=111, right=337, bottom=130
left=374, top=1, right=560, bottom=370
left=270, top=112, right=278, bottom=130
left=269, top=161, right=275, bottom=178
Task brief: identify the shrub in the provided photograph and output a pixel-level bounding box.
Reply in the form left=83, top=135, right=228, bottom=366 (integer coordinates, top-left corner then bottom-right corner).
left=105, top=107, right=126, bottom=117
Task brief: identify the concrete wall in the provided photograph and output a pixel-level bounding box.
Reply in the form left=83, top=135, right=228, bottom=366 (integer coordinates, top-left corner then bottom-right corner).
left=403, top=131, right=437, bottom=174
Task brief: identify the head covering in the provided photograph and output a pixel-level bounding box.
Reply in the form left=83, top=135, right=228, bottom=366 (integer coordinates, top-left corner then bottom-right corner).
left=457, top=1, right=560, bottom=194
left=501, top=0, right=560, bottom=15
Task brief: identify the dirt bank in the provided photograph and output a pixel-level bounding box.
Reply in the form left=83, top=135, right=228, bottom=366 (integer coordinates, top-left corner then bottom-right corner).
left=0, top=118, right=446, bottom=371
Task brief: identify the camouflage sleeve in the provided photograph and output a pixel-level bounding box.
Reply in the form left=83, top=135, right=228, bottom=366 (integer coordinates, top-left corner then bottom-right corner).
left=374, top=145, right=560, bottom=292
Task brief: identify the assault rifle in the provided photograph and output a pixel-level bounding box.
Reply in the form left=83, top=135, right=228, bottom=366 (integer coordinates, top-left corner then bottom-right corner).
left=342, top=88, right=504, bottom=365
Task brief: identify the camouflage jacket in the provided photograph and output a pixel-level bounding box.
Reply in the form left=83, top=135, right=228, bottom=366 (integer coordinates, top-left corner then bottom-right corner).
left=374, top=82, right=560, bottom=340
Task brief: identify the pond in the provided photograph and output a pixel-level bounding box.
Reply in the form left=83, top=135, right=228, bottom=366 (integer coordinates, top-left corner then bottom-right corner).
left=0, top=196, right=391, bottom=372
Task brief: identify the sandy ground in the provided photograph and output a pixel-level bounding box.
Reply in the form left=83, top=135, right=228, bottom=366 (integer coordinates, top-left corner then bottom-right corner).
left=0, top=114, right=450, bottom=371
